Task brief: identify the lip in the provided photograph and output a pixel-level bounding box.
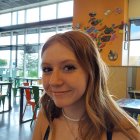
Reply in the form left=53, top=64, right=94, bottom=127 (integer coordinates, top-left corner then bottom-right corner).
left=52, top=90, right=72, bottom=96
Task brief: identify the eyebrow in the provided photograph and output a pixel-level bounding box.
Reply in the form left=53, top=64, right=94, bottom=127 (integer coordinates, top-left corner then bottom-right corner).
left=41, top=59, right=78, bottom=66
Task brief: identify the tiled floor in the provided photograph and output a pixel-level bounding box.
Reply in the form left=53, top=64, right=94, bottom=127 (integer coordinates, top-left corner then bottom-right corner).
left=0, top=92, right=34, bottom=140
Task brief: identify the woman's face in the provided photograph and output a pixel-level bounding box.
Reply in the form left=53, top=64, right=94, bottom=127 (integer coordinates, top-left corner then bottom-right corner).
left=41, top=42, right=88, bottom=108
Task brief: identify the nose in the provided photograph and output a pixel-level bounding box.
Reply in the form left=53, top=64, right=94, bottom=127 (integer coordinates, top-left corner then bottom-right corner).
left=49, top=69, right=63, bottom=86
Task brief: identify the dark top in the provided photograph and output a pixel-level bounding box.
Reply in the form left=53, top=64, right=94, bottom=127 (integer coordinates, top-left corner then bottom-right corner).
left=44, top=126, right=113, bottom=140
left=107, top=130, right=113, bottom=140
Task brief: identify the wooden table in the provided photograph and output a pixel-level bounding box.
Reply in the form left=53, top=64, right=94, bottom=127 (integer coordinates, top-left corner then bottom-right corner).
left=117, top=98, right=140, bottom=114
left=0, top=81, right=12, bottom=113
left=19, top=85, right=43, bottom=124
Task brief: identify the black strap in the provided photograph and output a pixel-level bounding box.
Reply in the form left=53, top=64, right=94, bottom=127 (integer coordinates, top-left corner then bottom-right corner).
left=107, top=131, right=112, bottom=140
left=43, top=126, right=50, bottom=140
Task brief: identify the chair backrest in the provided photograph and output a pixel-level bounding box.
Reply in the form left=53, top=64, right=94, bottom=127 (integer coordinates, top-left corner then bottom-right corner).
left=32, top=86, right=39, bottom=104
left=135, top=93, right=140, bottom=99
left=23, top=82, right=31, bottom=101
left=16, top=79, right=21, bottom=88
left=128, top=91, right=135, bottom=99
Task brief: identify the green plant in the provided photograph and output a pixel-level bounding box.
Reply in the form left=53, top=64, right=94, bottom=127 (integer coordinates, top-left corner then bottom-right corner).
left=0, top=59, right=7, bottom=67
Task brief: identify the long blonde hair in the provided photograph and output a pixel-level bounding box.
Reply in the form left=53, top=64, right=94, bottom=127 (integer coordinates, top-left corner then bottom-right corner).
left=41, top=30, right=139, bottom=140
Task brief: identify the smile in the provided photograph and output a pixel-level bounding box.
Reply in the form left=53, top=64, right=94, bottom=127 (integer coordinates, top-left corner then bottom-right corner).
left=52, top=90, right=72, bottom=96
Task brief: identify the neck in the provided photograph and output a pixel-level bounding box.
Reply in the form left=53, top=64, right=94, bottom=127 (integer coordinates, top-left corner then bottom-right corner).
left=62, top=97, right=86, bottom=121
left=62, top=109, right=81, bottom=122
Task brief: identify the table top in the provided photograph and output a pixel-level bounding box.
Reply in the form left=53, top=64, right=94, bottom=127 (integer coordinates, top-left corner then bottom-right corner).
left=128, top=90, right=140, bottom=93
left=15, top=77, right=41, bottom=80
left=0, top=81, right=12, bottom=85
left=117, top=98, right=140, bottom=109
left=19, top=85, right=43, bottom=90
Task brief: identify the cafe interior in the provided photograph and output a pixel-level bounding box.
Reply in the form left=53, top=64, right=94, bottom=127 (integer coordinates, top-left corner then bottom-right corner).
left=0, top=0, right=140, bottom=140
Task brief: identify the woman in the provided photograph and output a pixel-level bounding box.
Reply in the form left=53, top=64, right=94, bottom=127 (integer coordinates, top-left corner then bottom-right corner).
left=32, top=30, right=140, bottom=140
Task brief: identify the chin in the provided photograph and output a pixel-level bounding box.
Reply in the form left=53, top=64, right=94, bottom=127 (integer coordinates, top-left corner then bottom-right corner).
left=54, top=101, right=71, bottom=108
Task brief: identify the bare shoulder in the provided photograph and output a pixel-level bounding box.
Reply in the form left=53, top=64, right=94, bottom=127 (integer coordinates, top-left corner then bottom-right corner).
left=32, top=107, right=49, bottom=140
left=112, top=131, right=130, bottom=140
left=113, top=129, right=140, bottom=140
left=101, top=131, right=129, bottom=140
left=101, top=128, right=140, bottom=140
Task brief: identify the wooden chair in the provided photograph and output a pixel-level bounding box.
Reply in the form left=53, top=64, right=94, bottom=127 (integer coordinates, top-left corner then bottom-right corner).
left=135, top=93, right=140, bottom=99
left=128, top=91, right=140, bottom=99
left=128, top=91, right=135, bottom=99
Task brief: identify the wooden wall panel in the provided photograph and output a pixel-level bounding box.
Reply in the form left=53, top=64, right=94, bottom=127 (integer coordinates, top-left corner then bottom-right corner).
left=108, top=66, right=128, bottom=99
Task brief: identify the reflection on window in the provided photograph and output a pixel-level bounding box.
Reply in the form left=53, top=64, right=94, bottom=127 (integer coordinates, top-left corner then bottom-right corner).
left=41, top=4, right=56, bottom=21
left=0, top=13, right=11, bottom=27
left=26, top=33, right=39, bottom=44
left=58, top=1, right=73, bottom=18
left=26, top=8, right=39, bottom=23
left=12, top=12, right=17, bottom=25
left=18, top=10, right=25, bottom=24
left=129, top=41, right=140, bottom=66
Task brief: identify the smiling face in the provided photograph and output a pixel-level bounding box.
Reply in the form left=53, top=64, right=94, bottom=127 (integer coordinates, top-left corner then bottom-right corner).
left=41, top=42, right=88, bottom=108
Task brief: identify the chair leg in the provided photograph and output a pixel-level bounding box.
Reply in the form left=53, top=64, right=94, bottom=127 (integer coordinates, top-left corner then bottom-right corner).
left=30, top=105, right=38, bottom=127
left=13, top=88, right=17, bottom=98
left=22, top=103, right=27, bottom=119
left=2, top=97, right=5, bottom=111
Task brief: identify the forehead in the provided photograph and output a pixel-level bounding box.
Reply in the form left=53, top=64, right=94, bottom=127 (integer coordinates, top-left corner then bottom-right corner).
left=42, top=42, right=78, bottom=63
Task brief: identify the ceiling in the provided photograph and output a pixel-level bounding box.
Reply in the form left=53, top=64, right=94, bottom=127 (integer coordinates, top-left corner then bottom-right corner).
left=0, top=0, right=66, bottom=13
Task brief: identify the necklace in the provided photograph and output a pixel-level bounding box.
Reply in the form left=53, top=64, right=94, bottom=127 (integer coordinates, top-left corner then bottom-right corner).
left=62, top=109, right=80, bottom=122
left=63, top=112, right=81, bottom=140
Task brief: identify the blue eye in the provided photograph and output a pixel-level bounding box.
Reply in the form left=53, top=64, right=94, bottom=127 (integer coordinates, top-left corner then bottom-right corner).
left=42, top=67, right=52, bottom=74
left=63, top=65, right=76, bottom=72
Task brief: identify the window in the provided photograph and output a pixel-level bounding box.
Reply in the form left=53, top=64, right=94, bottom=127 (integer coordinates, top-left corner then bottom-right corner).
left=12, top=12, right=17, bottom=25
left=57, top=24, right=72, bottom=33
left=129, top=19, right=140, bottom=66
left=0, top=32, right=11, bottom=45
left=0, top=1, right=73, bottom=78
left=26, top=34, right=39, bottom=44
left=40, top=27, right=56, bottom=43
left=130, top=20, right=140, bottom=40
left=58, top=1, right=73, bottom=18
left=26, top=28, right=39, bottom=44
left=26, top=7, right=39, bottom=23
left=0, top=13, right=11, bottom=27
left=41, top=4, right=56, bottom=21
left=18, top=10, right=25, bottom=24
left=12, top=30, right=25, bottom=45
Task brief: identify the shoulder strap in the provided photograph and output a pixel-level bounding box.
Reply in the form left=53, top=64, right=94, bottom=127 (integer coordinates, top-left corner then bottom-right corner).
left=106, top=131, right=112, bottom=140
left=43, top=126, right=50, bottom=140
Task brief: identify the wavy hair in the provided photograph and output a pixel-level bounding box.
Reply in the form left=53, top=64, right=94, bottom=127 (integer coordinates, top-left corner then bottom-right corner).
left=41, top=30, right=139, bottom=140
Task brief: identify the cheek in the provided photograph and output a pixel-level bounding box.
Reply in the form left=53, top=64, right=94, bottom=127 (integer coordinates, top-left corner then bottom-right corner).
left=42, top=76, right=49, bottom=89
left=73, top=75, right=88, bottom=95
